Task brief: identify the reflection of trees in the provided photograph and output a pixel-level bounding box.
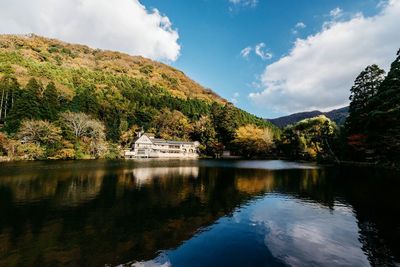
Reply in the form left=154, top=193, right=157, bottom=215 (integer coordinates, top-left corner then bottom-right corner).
left=0, top=162, right=399, bottom=266
left=327, top=168, right=400, bottom=267
left=0, top=168, right=104, bottom=206
left=0, top=165, right=259, bottom=267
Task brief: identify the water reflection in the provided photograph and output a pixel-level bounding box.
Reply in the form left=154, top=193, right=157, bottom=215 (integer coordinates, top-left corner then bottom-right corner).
left=128, top=167, right=199, bottom=187
left=0, top=160, right=399, bottom=267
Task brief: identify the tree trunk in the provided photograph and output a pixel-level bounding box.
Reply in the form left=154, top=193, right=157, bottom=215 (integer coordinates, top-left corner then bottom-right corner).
left=0, top=88, right=4, bottom=121
left=4, top=90, right=9, bottom=119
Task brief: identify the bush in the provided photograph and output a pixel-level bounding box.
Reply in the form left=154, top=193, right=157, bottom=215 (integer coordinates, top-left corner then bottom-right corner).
left=16, top=143, right=45, bottom=160
left=52, top=148, right=76, bottom=160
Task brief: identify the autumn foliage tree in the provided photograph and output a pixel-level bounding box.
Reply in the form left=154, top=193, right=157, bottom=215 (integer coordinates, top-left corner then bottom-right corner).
left=154, top=108, right=192, bottom=141
left=233, top=124, right=274, bottom=158
left=279, top=116, right=337, bottom=161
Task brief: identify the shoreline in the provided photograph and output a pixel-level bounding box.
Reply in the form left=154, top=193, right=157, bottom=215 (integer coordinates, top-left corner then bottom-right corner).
left=1, top=156, right=398, bottom=170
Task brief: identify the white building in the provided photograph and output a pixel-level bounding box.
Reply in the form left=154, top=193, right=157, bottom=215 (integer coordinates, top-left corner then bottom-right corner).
left=125, top=133, right=200, bottom=159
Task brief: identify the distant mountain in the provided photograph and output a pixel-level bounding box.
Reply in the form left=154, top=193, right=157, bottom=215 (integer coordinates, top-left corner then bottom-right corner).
left=267, top=107, right=349, bottom=128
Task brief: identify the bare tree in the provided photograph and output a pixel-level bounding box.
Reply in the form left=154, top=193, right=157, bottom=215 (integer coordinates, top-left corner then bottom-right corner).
left=60, top=111, right=106, bottom=157
left=60, top=111, right=91, bottom=138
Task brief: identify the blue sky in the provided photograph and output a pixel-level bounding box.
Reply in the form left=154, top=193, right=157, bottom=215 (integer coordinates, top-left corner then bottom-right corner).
left=140, top=0, right=387, bottom=118
left=1, top=0, right=399, bottom=118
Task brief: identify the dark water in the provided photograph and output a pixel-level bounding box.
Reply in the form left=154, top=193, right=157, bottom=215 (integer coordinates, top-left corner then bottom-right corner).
left=0, top=160, right=399, bottom=267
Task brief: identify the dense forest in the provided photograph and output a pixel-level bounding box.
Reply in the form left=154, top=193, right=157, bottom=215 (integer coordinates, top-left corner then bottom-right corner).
left=0, top=34, right=278, bottom=160
left=0, top=34, right=398, bottom=167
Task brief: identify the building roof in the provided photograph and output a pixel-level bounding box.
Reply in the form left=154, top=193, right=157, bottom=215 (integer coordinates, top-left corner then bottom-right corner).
left=135, top=133, right=198, bottom=146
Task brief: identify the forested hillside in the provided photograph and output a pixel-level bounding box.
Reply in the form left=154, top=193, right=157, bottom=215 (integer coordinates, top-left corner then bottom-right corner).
left=0, top=34, right=277, bottom=160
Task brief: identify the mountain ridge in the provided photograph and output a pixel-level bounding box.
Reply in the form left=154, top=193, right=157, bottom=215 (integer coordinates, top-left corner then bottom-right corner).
left=0, top=34, right=226, bottom=104
left=267, top=106, right=349, bottom=128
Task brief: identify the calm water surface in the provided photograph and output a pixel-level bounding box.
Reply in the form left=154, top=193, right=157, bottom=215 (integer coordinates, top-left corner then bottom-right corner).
left=0, top=160, right=399, bottom=267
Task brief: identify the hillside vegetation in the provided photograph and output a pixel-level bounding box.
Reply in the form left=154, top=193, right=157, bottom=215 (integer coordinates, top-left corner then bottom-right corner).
left=0, top=34, right=223, bottom=103
left=0, top=34, right=278, bottom=160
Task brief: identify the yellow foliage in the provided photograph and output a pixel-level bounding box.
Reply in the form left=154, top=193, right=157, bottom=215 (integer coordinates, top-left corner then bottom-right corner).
left=52, top=148, right=76, bottom=160
left=233, top=124, right=274, bottom=157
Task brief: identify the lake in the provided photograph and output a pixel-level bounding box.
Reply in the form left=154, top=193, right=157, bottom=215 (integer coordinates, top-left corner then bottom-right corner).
left=0, top=160, right=399, bottom=267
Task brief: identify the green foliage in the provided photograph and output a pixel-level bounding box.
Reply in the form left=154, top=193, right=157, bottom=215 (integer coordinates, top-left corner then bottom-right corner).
left=41, top=82, right=60, bottom=120
left=139, top=64, right=154, bottom=75
left=17, top=120, right=62, bottom=146
left=0, top=35, right=280, bottom=159
left=154, top=108, right=192, bottom=140
left=343, top=50, right=400, bottom=165
left=279, top=116, right=337, bottom=161
left=364, top=50, right=400, bottom=164
left=5, top=78, right=41, bottom=132
left=0, top=75, right=19, bottom=124
left=190, top=115, right=221, bottom=157
left=346, top=64, right=385, bottom=134
left=16, top=143, right=45, bottom=160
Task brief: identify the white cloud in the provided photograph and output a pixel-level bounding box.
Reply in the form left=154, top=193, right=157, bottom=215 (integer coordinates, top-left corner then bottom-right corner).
left=295, top=22, right=307, bottom=29
left=249, top=0, right=400, bottom=114
left=255, top=43, right=273, bottom=61
left=240, top=46, right=252, bottom=59
left=330, top=7, right=343, bottom=19
left=231, top=92, right=240, bottom=104
left=292, top=22, right=307, bottom=34
left=0, top=0, right=180, bottom=61
left=229, top=0, right=258, bottom=8
left=240, top=43, right=272, bottom=60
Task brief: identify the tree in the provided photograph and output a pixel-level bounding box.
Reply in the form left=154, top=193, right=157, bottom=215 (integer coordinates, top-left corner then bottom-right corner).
left=84, top=118, right=107, bottom=157
left=346, top=65, right=385, bottom=134
left=60, top=111, right=92, bottom=139
left=279, top=116, right=337, bottom=161
left=365, top=49, right=400, bottom=163
left=211, top=103, right=238, bottom=147
left=41, top=82, right=60, bottom=121
left=0, top=76, right=20, bottom=124
left=190, top=115, right=220, bottom=156
left=233, top=124, right=274, bottom=158
left=17, top=120, right=62, bottom=147
left=120, top=124, right=140, bottom=148
left=5, top=78, right=42, bottom=133
left=70, top=86, right=100, bottom=116
left=60, top=111, right=106, bottom=158
left=154, top=108, right=192, bottom=140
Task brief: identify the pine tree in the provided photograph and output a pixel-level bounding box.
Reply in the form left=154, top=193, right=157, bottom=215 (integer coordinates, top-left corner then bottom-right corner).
left=366, top=49, right=400, bottom=163
left=41, top=82, right=60, bottom=121
left=70, top=87, right=100, bottom=116
left=346, top=64, right=385, bottom=134
left=0, top=76, right=20, bottom=124
left=5, top=78, right=41, bottom=133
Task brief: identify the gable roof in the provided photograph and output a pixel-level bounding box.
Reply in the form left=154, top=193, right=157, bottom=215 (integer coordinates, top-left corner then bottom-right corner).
left=134, top=133, right=198, bottom=146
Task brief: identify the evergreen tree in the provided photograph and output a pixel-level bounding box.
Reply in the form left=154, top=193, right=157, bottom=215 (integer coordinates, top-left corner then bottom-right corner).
left=41, top=82, right=60, bottom=121
left=0, top=76, right=20, bottom=124
left=211, top=103, right=238, bottom=148
left=346, top=64, right=385, bottom=134
left=5, top=78, right=41, bottom=133
left=70, top=87, right=100, bottom=116
left=366, top=49, right=400, bottom=163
